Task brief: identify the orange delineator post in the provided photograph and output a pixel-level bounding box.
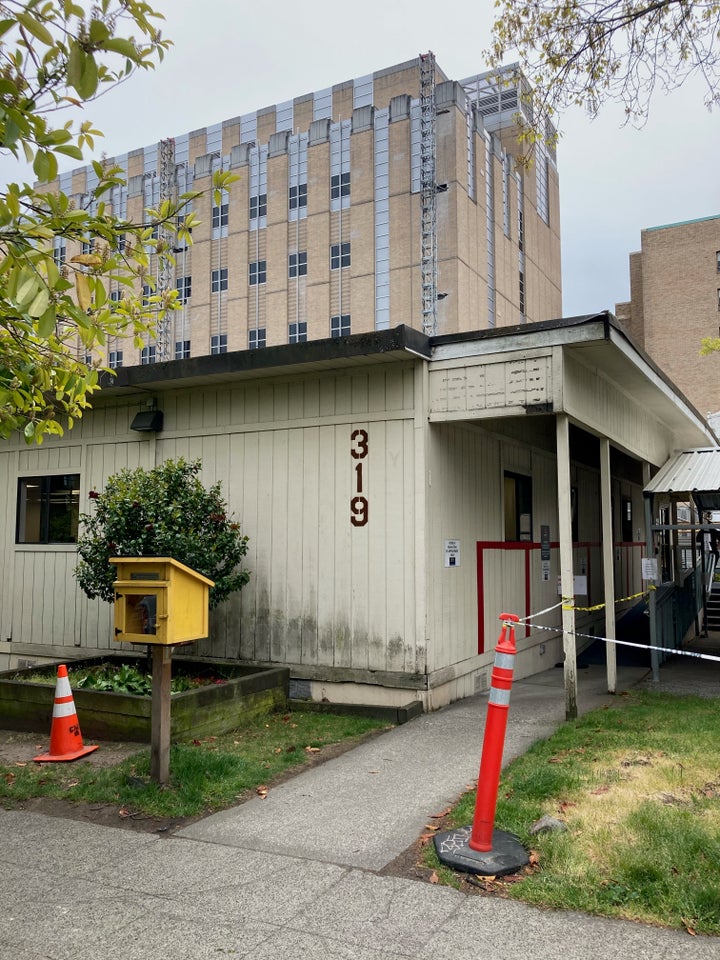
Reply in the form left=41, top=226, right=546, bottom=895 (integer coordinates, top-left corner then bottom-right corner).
left=468, top=612, right=519, bottom=852
left=34, top=664, right=99, bottom=763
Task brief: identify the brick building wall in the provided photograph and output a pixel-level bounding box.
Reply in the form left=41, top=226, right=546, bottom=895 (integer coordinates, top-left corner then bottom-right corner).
left=615, top=215, right=720, bottom=416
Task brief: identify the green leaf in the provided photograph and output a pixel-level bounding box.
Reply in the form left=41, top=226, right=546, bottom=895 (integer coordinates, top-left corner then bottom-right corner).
left=36, top=305, right=57, bottom=337
left=27, top=285, right=50, bottom=318
left=16, top=11, right=54, bottom=46
left=100, top=37, right=140, bottom=60
left=54, top=144, right=84, bottom=161
left=76, top=52, right=99, bottom=100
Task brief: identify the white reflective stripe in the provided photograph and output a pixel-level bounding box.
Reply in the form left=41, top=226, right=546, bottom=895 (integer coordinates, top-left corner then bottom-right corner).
left=55, top=676, right=72, bottom=698
left=489, top=687, right=511, bottom=706
left=53, top=701, right=76, bottom=718
left=493, top=652, right=515, bottom=671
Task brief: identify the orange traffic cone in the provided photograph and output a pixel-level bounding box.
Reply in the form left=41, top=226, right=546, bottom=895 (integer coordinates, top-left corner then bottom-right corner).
left=34, top=664, right=99, bottom=762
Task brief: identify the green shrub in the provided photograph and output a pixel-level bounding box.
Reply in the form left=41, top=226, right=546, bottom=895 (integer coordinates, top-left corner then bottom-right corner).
left=74, top=458, right=250, bottom=608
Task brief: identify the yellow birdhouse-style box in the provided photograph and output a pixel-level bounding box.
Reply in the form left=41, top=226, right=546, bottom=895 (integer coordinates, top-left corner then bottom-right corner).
left=111, top=557, right=215, bottom=646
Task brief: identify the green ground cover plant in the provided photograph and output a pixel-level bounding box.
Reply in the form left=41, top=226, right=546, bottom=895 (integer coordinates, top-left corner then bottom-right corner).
left=9, top=661, right=227, bottom=697
left=0, top=710, right=390, bottom=819
left=427, top=691, right=720, bottom=936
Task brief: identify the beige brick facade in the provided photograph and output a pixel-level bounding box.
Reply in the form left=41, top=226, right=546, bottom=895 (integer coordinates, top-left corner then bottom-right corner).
left=615, top=216, right=720, bottom=416
left=56, top=56, right=562, bottom=367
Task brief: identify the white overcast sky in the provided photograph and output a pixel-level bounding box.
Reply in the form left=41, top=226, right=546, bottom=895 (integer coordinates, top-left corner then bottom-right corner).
left=8, top=0, right=718, bottom=316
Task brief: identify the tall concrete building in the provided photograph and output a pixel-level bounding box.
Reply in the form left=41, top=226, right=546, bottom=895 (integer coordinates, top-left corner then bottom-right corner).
left=53, top=54, right=561, bottom=367
left=615, top=214, right=720, bottom=417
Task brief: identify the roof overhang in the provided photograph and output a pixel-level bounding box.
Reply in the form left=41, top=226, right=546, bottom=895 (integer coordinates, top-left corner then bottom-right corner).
left=96, top=325, right=432, bottom=400
left=431, top=312, right=717, bottom=453
left=644, top=447, right=720, bottom=511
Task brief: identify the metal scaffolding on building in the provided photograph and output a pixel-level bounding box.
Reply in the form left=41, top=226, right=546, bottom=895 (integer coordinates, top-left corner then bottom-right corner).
left=419, top=51, right=438, bottom=337
left=155, top=137, right=177, bottom=361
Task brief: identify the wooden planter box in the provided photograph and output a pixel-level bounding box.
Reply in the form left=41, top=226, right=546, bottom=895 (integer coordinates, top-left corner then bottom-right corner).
left=0, top=655, right=289, bottom=743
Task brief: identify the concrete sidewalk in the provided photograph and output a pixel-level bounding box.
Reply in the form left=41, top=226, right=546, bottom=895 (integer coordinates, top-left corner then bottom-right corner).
left=1, top=662, right=718, bottom=959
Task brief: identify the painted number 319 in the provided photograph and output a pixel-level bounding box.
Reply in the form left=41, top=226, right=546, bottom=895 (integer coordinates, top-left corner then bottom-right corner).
left=350, top=428, right=369, bottom=527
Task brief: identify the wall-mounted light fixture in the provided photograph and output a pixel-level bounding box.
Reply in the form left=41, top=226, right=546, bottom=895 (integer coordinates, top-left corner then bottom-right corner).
left=130, top=408, right=164, bottom=432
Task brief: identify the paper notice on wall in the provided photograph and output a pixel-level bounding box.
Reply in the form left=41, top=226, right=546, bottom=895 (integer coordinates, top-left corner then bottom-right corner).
left=642, top=557, right=658, bottom=582
left=444, top=540, right=460, bottom=567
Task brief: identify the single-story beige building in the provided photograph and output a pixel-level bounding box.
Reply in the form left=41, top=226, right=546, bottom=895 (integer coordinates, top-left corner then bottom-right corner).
left=1, top=314, right=715, bottom=711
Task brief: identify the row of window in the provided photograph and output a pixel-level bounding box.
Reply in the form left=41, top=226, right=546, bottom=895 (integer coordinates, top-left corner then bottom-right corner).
left=109, top=317, right=351, bottom=368
left=169, top=245, right=351, bottom=303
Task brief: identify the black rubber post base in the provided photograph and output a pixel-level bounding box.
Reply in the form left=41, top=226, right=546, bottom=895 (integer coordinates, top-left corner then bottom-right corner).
left=434, top=826, right=529, bottom=877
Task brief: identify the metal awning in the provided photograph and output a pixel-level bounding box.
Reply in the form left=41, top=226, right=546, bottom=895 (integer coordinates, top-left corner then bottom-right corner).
left=644, top=447, right=720, bottom=511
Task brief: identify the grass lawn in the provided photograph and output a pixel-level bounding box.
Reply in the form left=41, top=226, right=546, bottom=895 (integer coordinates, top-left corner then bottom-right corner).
left=427, top=690, right=720, bottom=936
left=0, top=709, right=391, bottom=820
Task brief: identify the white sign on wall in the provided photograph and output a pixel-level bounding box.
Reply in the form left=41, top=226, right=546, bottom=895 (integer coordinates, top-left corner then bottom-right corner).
left=445, top=540, right=460, bottom=567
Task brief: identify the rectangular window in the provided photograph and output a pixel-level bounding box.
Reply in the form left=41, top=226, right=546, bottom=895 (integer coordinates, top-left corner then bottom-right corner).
left=519, top=270, right=526, bottom=316
left=331, top=172, right=350, bottom=200
left=331, top=314, right=351, bottom=337
left=176, top=276, right=192, bottom=304
left=211, top=268, right=228, bottom=293
left=109, top=289, right=122, bottom=304
left=289, top=321, right=307, bottom=343
left=53, top=239, right=66, bottom=267
left=716, top=250, right=720, bottom=272
left=212, top=203, right=229, bottom=228
left=16, top=474, right=80, bottom=544
left=249, top=328, right=267, bottom=350
left=140, top=345, right=156, bottom=365
left=249, top=260, right=267, bottom=285
left=504, top=472, right=532, bottom=542
left=289, top=183, right=307, bottom=210
left=331, top=242, right=351, bottom=270
left=249, top=193, right=267, bottom=220
left=81, top=236, right=94, bottom=256
left=142, top=283, right=153, bottom=307
left=175, top=340, right=190, bottom=360
left=109, top=350, right=123, bottom=369
left=210, top=334, right=227, bottom=355
left=288, top=252, right=308, bottom=278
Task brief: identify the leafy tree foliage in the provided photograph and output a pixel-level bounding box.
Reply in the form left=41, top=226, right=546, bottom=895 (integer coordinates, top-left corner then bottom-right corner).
left=0, top=1, right=235, bottom=444
left=74, top=458, right=250, bottom=609
left=487, top=1, right=720, bottom=143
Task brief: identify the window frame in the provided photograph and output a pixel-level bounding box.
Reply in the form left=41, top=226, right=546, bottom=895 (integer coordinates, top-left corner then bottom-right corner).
left=330, top=242, right=351, bottom=270
left=288, top=251, right=308, bottom=278
left=16, top=474, right=81, bottom=545
left=176, top=275, right=192, bottom=304
left=288, top=183, right=307, bottom=211
left=249, top=260, right=267, bottom=286
left=210, top=333, right=227, bottom=355
left=212, top=203, right=229, bottom=229
left=249, top=328, right=267, bottom=350
left=249, top=193, right=267, bottom=220
left=211, top=268, right=228, bottom=293
left=175, top=340, right=191, bottom=360
left=289, top=321, right=307, bottom=344
left=330, top=314, right=351, bottom=337
left=331, top=172, right=350, bottom=200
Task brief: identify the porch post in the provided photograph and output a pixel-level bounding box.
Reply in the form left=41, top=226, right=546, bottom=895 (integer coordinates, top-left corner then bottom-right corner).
left=556, top=414, right=577, bottom=719
left=643, top=479, right=660, bottom=683
left=600, top=438, right=617, bottom=693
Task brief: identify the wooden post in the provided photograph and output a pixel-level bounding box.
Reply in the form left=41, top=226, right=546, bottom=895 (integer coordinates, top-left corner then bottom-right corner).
left=150, top=644, right=172, bottom=785
left=600, top=438, right=617, bottom=694
left=556, top=414, right=577, bottom=720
